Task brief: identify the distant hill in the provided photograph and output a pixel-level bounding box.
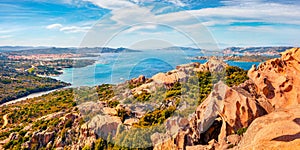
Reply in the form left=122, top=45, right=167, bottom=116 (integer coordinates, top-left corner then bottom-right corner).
left=1, top=46, right=295, bottom=56
left=223, top=46, right=293, bottom=55
left=0, top=46, right=49, bottom=52
left=158, top=46, right=202, bottom=51
left=4, top=47, right=141, bottom=55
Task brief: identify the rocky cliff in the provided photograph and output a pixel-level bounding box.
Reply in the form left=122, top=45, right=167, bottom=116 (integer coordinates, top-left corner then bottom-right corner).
left=235, top=104, right=300, bottom=150
left=248, top=48, right=300, bottom=109
left=152, top=48, right=300, bottom=150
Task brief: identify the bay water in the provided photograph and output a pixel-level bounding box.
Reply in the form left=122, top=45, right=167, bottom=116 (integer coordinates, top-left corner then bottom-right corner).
left=52, top=50, right=261, bottom=87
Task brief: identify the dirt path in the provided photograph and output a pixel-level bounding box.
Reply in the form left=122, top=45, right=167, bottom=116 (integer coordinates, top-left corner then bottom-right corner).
left=2, top=114, right=8, bottom=128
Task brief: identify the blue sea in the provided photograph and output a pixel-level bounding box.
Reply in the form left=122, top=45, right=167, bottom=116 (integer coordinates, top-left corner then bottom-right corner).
left=52, top=50, right=261, bottom=87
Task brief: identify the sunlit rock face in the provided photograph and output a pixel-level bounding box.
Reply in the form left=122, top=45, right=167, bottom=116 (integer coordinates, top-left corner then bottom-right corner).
left=235, top=104, right=300, bottom=150
left=248, top=48, right=300, bottom=109
left=152, top=48, right=300, bottom=150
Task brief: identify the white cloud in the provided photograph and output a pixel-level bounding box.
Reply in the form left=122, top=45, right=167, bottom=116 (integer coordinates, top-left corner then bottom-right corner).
left=187, top=3, right=300, bottom=25
left=73, top=0, right=300, bottom=47
left=46, top=23, right=63, bottom=29
left=60, top=26, right=91, bottom=33
left=125, top=24, right=157, bottom=33
left=228, top=26, right=275, bottom=32
left=168, top=0, right=186, bottom=7
left=110, top=6, right=155, bottom=25
left=83, top=0, right=135, bottom=10
left=46, top=23, right=91, bottom=33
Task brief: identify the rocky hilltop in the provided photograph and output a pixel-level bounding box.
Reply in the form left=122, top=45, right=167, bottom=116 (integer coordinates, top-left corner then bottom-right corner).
left=1, top=48, right=300, bottom=150
left=248, top=48, right=300, bottom=109
left=152, top=48, right=300, bottom=150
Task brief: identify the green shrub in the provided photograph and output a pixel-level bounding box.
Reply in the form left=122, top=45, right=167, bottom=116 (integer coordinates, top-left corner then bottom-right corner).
left=64, top=118, right=73, bottom=128
left=225, top=66, right=249, bottom=87
left=108, top=100, right=120, bottom=108
left=95, top=138, right=106, bottom=150
left=236, top=127, right=247, bottom=135
left=82, top=145, right=91, bottom=150
left=134, top=91, right=151, bottom=102
left=117, top=108, right=128, bottom=123
left=139, top=106, right=176, bottom=126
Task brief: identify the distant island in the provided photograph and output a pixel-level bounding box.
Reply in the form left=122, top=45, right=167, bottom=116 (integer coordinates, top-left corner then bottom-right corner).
left=189, top=55, right=279, bottom=62
left=223, top=46, right=292, bottom=56
left=0, top=46, right=141, bottom=54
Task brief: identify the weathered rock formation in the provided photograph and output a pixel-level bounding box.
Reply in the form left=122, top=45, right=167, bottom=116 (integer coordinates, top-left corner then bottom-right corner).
left=152, top=57, right=227, bottom=87
left=248, top=48, right=300, bottom=108
left=152, top=48, right=300, bottom=150
left=152, top=81, right=269, bottom=149
left=78, top=115, right=122, bottom=148
left=190, top=82, right=267, bottom=144
left=235, top=104, right=300, bottom=150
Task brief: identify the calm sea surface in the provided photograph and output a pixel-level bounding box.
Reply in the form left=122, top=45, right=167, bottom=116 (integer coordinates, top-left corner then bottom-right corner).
left=52, top=50, right=261, bottom=87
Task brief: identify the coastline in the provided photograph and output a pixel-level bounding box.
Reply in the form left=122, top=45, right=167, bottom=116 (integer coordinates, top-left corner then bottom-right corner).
left=0, top=57, right=260, bottom=107
left=0, top=86, right=68, bottom=107
left=0, top=58, right=99, bottom=107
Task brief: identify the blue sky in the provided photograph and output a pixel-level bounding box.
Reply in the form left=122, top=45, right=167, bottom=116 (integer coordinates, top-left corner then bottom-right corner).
left=0, top=0, right=300, bottom=49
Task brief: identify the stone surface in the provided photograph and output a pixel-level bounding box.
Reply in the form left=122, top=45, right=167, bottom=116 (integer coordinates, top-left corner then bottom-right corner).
left=152, top=58, right=228, bottom=87
left=248, top=48, right=300, bottom=109
left=31, top=131, right=55, bottom=148
left=186, top=139, right=219, bottom=150
left=236, top=104, right=300, bottom=150
left=152, top=71, right=187, bottom=86
left=123, top=118, right=139, bottom=126
left=189, top=82, right=267, bottom=143
left=226, top=134, right=241, bottom=146
left=151, top=133, right=176, bottom=150
left=102, top=107, right=118, bottom=116
left=81, top=114, right=121, bottom=140
left=206, top=57, right=228, bottom=72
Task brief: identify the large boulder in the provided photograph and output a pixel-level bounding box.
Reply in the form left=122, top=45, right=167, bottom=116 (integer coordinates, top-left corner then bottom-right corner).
left=189, top=82, right=267, bottom=144
left=236, top=104, right=300, bottom=150
left=81, top=114, right=121, bottom=140
left=152, top=71, right=187, bottom=86
left=78, top=114, right=122, bottom=148
left=31, top=131, right=55, bottom=148
left=152, top=81, right=268, bottom=150
left=151, top=117, right=190, bottom=150
left=206, top=57, right=228, bottom=72
left=248, top=48, right=300, bottom=109
left=151, top=58, right=228, bottom=88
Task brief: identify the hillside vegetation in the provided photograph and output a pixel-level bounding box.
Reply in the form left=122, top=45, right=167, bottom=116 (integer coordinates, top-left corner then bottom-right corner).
left=0, top=62, right=249, bottom=149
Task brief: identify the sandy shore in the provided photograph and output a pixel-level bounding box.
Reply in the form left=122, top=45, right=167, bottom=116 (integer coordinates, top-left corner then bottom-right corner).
left=0, top=88, right=63, bottom=106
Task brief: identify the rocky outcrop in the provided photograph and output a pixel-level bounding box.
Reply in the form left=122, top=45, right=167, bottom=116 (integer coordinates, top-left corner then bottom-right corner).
left=152, top=71, right=187, bottom=86
left=31, top=131, right=55, bottom=148
left=152, top=48, right=300, bottom=150
left=248, top=48, right=300, bottom=109
left=151, top=117, right=191, bottom=150
left=206, top=57, right=228, bottom=72
left=235, top=104, right=300, bottom=150
left=80, top=115, right=121, bottom=139
left=152, top=81, right=269, bottom=149
left=151, top=58, right=227, bottom=87
left=189, top=81, right=267, bottom=144
left=131, top=75, right=146, bottom=84
left=73, top=114, right=122, bottom=149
